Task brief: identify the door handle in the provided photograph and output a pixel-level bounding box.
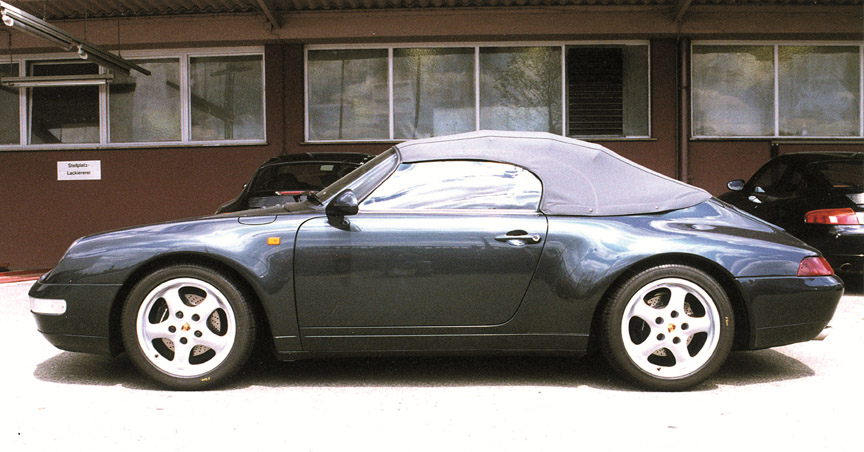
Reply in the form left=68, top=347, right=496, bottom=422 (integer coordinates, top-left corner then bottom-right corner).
left=495, top=231, right=542, bottom=245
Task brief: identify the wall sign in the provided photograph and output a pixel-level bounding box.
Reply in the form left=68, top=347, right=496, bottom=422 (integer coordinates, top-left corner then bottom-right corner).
left=57, top=161, right=101, bottom=181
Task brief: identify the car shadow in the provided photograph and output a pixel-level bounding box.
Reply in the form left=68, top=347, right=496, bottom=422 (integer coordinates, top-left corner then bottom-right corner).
left=34, top=348, right=813, bottom=392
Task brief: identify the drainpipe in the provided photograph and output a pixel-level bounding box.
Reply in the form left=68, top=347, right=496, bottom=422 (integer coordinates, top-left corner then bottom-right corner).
left=678, top=37, right=691, bottom=184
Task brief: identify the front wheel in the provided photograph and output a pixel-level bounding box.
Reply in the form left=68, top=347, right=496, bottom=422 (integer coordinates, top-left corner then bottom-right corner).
left=600, top=265, right=734, bottom=391
left=121, top=265, right=256, bottom=390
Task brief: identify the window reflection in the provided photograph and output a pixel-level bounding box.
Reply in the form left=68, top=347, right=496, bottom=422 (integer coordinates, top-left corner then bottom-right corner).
left=110, top=58, right=181, bottom=142
left=779, top=46, right=860, bottom=137
left=480, top=47, right=562, bottom=133
left=393, top=48, right=475, bottom=138
left=0, top=63, right=19, bottom=145
left=363, top=161, right=542, bottom=210
left=307, top=49, right=389, bottom=140
left=692, top=45, right=775, bottom=137
left=29, top=61, right=100, bottom=144
left=190, top=55, right=264, bottom=141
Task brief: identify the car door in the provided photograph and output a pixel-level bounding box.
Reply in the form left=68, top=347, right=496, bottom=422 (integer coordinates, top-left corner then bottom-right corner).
left=293, top=160, right=547, bottom=330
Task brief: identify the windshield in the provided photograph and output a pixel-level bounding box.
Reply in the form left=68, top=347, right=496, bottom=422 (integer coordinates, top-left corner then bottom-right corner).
left=315, top=148, right=399, bottom=204
left=249, top=161, right=360, bottom=196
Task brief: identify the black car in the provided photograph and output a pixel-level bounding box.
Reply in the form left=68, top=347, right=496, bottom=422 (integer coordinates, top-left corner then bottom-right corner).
left=216, top=152, right=373, bottom=213
left=29, top=131, right=842, bottom=391
left=720, top=152, right=863, bottom=277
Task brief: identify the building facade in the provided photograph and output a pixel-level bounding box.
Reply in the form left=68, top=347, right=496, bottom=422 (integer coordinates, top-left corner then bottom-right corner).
left=1, top=1, right=862, bottom=268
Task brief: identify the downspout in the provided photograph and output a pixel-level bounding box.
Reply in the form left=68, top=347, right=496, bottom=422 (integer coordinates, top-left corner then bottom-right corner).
left=678, top=37, right=691, bottom=184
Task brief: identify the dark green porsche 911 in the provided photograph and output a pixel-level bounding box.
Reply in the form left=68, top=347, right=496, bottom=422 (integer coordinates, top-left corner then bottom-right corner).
left=29, top=131, right=843, bottom=391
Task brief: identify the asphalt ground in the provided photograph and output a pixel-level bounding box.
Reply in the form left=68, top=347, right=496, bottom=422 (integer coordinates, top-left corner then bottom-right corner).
left=1, top=280, right=862, bottom=452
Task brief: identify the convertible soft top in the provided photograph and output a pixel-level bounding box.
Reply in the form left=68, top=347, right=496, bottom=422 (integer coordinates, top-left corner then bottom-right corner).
left=395, top=130, right=711, bottom=216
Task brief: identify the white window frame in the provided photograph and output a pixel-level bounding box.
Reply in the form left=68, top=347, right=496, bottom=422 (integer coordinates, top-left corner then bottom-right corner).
left=691, top=41, right=864, bottom=139
left=0, top=46, right=266, bottom=151
left=304, top=41, right=652, bottom=143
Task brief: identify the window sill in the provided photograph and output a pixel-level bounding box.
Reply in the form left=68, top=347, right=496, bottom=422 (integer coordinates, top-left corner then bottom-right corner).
left=301, top=137, right=657, bottom=145
left=0, top=140, right=270, bottom=153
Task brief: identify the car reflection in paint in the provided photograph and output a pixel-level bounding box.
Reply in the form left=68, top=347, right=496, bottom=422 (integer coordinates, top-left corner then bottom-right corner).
left=30, top=131, right=843, bottom=391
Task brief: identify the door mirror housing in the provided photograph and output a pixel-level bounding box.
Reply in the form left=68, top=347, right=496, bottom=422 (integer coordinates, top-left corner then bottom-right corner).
left=727, top=179, right=745, bottom=191
left=326, top=189, right=359, bottom=217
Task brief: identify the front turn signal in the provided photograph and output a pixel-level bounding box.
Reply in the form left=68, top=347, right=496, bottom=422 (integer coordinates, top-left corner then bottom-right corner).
left=798, top=256, right=834, bottom=277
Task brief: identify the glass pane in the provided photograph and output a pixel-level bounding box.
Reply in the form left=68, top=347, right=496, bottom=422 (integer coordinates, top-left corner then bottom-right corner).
left=566, top=45, right=649, bottom=137
left=110, top=58, right=180, bottom=142
left=250, top=162, right=361, bottom=195
left=308, top=49, right=388, bottom=140
left=393, top=48, right=475, bottom=138
left=190, top=55, right=264, bottom=141
left=363, top=161, right=542, bottom=210
left=692, top=46, right=774, bottom=136
left=29, top=62, right=100, bottom=144
left=480, top=47, right=562, bottom=133
left=0, top=63, right=19, bottom=145
left=809, top=160, right=864, bottom=189
left=779, top=46, right=860, bottom=137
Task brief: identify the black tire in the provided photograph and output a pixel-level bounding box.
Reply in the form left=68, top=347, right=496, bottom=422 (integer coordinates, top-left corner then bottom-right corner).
left=599, top=265, right=734, bottom=391
left=121, top=264, right=256, bottom=390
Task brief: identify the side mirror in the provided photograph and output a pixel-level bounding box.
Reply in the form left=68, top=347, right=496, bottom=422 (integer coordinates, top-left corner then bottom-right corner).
left=325, top=189, right=359, bottom=217
left=727, top=179, right=745, bottom=191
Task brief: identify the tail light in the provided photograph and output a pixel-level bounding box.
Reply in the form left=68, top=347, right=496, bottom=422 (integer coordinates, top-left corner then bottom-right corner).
left=804, top=208, right=862, bottom=225
left=798, top=256, right=834, bottom=277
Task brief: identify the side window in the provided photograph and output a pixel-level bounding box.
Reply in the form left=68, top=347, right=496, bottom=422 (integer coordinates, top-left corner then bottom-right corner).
left=362, top=161, right=542, bottom=210
left=750, top=161, right=799, bottom=197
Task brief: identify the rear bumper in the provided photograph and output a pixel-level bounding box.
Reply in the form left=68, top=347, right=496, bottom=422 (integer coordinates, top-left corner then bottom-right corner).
left=737, top=275, right=843, bottom=350
left=29, top=280, right=122, bottom=356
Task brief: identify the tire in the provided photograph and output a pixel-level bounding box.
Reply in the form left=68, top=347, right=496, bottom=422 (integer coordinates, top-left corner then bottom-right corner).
left=600, top=265, right=734, bottom=391
left=121, top=265, right=256, bottom=390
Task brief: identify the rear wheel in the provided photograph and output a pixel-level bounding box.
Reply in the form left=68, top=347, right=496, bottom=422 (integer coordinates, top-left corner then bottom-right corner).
left=121, top=265, right=256, bottom=390
left=600, top=265, right=734, bottom=391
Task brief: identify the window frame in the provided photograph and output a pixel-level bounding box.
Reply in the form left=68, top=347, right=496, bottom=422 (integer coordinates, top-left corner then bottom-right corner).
left=304, top=41, right=652, bottom=143
left=0, top=46, right=266, bottom=151
left=691, top=41, right=864, bottom=140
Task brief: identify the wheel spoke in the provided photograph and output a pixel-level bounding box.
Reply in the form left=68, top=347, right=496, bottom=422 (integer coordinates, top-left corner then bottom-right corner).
left=162, top=289, right=186, bottom=316
left=668, top=340, right=693, bottom=366
left=193, top=294, right=221, bottom=319
left=630, top=299, right=660, bottom=323
left=686, top=316, right=712, bottom=335
left=195, top=329, right=230, bottom=353
left=666, top=286, right=689, bottom=314
left=142, top=321, right=169, bottom=341
left=634, top=339, right=663, bottom=359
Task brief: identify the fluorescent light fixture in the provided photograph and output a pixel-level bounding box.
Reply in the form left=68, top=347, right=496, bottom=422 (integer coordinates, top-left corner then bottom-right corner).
left=0, top=1, right=150, bottom=76
left=0, top=73, right=114, bottom=87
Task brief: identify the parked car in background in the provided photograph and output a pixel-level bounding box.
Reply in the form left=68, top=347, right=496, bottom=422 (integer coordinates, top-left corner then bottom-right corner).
left=30, top=132, right=842, bottom=391
left=719, top=152, right=863, bottom=277
left=216, top=152, right=374, bottom=213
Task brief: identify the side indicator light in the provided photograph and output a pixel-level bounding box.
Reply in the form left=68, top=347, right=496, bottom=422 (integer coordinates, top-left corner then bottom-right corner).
left=804, top=208, right=861, bottom=225
left=267, top=237, right=281, bottom=245
left=797, top=256, right=834, bottom=277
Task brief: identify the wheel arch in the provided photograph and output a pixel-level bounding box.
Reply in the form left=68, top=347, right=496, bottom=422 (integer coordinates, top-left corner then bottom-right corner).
left=107, top=252, right=274, bottom=356
left=588, top=253, right=750, bottom=354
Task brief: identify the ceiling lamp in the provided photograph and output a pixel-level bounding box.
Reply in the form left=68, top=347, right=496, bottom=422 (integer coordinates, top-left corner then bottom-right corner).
left=1, top=73, right=114, bottom=87
left=0, top=1, right=150, bottom=76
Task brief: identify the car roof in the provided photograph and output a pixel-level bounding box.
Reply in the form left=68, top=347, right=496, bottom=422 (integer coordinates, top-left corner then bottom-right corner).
left=262, top=152, right=375, bottom=166
left=773, top=152, right=864, bottom=166
left=394, top=130, right=710, bottom=216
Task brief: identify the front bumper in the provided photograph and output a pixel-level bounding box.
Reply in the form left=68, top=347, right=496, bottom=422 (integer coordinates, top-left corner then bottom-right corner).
left=29, top=280, right=123, bottom=356
left=737, top=275, right=843, bottom=350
